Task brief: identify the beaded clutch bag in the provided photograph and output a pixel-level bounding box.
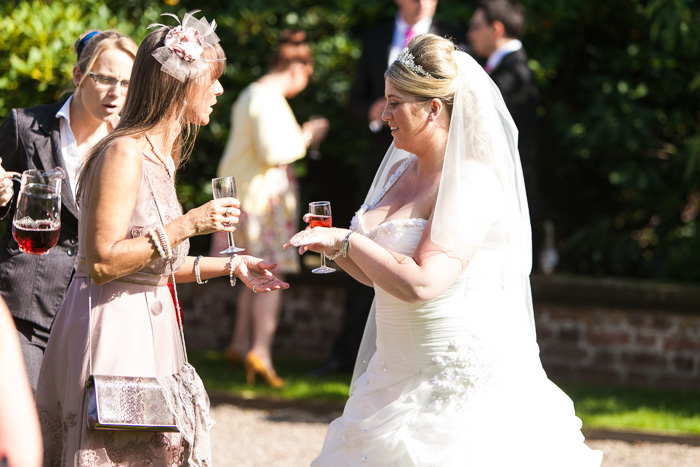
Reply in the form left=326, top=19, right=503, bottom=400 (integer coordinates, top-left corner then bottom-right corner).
left=86, top=374, right=177, bottom=431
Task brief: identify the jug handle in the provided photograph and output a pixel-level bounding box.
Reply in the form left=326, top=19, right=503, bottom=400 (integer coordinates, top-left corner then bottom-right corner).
left=6, top=172, right=22, bottom=183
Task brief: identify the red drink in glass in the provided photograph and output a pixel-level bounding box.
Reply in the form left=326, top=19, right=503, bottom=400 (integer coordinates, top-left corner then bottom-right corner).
left=309, top=215, right=332, bottom=229
left=13, top=220, right=60, bottom=255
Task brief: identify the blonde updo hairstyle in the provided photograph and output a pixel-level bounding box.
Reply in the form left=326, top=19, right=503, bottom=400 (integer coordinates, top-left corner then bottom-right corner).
left=385, top=34, right=459, bottom=112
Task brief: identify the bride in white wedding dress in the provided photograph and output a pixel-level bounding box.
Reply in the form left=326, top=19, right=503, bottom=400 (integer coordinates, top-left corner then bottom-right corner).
left=285, top=34, right=603, bottom=466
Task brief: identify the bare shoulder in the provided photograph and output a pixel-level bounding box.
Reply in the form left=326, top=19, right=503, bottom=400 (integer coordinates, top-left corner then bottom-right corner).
left=91, top=137, right=144, bottom=193
left=100, top=138, right=143, bottom=173
left=102, top=137, right=142, bottom=164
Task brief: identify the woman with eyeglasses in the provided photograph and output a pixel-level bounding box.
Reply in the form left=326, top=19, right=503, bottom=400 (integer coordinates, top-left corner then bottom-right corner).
left=0, top=30, right=138, bottom=393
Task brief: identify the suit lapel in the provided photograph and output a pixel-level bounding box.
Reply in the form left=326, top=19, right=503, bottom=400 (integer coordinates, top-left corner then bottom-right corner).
left=36, top=102, right=79, bottom=219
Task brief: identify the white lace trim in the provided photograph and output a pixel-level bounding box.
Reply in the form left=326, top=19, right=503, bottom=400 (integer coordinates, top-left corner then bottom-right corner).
left=157, top=363, right=214, bottom=466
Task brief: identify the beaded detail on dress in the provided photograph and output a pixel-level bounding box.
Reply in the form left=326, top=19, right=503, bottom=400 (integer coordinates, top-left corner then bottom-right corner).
left=426, top=339, right=500, bottom=412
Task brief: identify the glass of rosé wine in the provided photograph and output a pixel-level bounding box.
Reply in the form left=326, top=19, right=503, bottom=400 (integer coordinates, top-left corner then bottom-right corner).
left=212, top=176, right=245, bottom=254
left=12, top=169, right=64, bottom=255
left=308, top=201, right=335, bottom=274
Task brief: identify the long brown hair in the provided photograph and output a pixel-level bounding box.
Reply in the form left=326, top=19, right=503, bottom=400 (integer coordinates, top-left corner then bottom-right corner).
left=76, top=27, right=226, bottom=204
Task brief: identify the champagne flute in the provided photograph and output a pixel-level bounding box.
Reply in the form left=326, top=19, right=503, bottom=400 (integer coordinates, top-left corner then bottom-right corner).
left=212, top=176, right=245, bottom=254
left=308, top=201, right=335, bottom=274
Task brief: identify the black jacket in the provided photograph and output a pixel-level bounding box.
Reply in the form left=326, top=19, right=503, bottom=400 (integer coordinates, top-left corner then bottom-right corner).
left=489, top=48, right=539, bottom=205
left=0, top=100, right=80, bottom=332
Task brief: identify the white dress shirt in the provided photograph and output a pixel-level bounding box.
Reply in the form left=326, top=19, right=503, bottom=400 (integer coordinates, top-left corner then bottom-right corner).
left=389, top=15, right=433, bottom=66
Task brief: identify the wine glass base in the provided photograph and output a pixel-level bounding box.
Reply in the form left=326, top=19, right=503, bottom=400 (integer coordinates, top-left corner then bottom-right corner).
left=311, top=266, right=336, bottom=274
left=220, top=246, right=246, bottom=254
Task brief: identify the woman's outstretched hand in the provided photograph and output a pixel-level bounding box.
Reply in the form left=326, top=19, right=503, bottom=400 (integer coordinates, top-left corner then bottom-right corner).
left=235, top=256, right=290, bottom=293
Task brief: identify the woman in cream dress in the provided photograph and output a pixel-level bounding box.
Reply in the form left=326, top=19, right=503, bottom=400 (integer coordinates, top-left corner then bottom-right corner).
left=216, top=29, right=328, bottom=387
left=286, top=34, right=603, bottom=466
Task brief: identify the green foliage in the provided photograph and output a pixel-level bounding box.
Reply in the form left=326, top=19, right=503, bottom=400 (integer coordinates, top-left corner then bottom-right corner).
left=0, top=0, right=153, bottom=110
left=1, top=0, right=699, bottom=280
left=520, top=0, right=700, bottom=281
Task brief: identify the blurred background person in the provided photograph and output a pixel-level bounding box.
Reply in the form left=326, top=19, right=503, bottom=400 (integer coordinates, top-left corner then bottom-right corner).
left=0, top=30, right=137, bottom=393
left=310, top=0, right=465, bottom=377
left=0, top=296, right=42, bottom=467
left=215, top=29, right=328, bottom=388
left=467, top=0, right=541, bottom=259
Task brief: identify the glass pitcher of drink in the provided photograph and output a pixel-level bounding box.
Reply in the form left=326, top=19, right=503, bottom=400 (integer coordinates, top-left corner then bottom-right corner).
left=11, top=167, right=65, bottom=255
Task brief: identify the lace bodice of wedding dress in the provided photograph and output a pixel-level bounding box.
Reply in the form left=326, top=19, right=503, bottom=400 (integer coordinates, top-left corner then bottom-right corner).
left=312, top=156, right=602, bottom=467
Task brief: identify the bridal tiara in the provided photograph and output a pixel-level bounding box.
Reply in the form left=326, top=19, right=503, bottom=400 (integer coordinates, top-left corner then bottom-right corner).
left=148, top=10, right=224, bottom=82
left=395, top=48, right=434, bottom=79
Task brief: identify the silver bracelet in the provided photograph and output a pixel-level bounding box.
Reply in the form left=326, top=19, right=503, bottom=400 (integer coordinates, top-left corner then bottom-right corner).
left=327, top=231, right=353, bottom=261
left=228, top=254, right=237, bottom=287
left=326, top=249, right=343, bottom=261
left=194, top=255, right=208, bottom=284
left=340, top=231, right=353, bottom=258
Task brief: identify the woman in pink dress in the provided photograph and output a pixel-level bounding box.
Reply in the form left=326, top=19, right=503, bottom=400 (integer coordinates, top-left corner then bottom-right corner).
left=36, top=12, right=288, bottom=466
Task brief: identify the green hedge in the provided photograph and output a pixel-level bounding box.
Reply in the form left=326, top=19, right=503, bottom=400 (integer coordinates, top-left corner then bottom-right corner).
left=1, top=0, right=698, bottom=282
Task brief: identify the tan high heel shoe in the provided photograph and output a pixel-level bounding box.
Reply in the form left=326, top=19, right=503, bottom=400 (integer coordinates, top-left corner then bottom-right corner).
left=243, top=352, right=284, bottom=388
left=224, top=348, right=245, bottom=369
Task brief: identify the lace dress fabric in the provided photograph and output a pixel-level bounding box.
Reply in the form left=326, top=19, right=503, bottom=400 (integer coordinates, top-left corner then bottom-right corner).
left=36, top=153, right=194, bottom=466
left=312, top=158, right=603, bottom=466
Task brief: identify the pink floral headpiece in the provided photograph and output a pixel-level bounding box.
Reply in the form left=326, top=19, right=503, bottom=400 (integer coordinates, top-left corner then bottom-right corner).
left=149, top=10, right=224, bottom=82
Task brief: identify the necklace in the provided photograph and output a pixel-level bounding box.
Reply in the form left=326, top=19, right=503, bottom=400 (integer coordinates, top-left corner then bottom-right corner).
left=144, top=133, right=174, bottom=178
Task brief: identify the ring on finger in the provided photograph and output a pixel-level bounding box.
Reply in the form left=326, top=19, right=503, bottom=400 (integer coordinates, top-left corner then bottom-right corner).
left=224, top=208, right=233, bottom=218
left=252, top=285, right=258, bottom=294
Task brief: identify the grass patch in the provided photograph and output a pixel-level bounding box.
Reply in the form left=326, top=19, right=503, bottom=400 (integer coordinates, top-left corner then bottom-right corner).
left=560, top=382, right=700, bottom=436
left=190, top=350, right=349, bottom=403
left=191, top=350, right=700, bottom=436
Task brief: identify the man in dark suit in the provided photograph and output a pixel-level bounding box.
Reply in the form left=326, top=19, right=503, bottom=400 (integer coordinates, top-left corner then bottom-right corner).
left=0, top=101, right=81, bottom=391
left=310, top=0, right=466, bottom=377
left=468, top=0, right=541, bottom=255
left=350, top=0, right=466, bottom=203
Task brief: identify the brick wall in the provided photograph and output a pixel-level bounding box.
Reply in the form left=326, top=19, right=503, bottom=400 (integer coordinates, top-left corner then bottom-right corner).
left=531, top=275, right=700, bottom=390
left=180, top=272, right=700, bottom=390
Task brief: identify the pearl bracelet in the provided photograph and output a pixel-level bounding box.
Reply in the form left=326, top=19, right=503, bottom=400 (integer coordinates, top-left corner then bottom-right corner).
left=148, top=228, right=167, bottom=260
left=155, top=225, right=173, bottom=261
left=194, top=255, right=208, bottom=284
left=228, top=254, right=237, bottom=287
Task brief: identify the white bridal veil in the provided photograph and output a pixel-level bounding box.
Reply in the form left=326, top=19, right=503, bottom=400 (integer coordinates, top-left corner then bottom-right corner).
left=351, top=49, right=535, bottom=391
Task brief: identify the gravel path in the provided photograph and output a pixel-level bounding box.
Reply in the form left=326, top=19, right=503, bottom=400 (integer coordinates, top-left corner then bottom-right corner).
left=210, top=403, right=700, bottom=467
